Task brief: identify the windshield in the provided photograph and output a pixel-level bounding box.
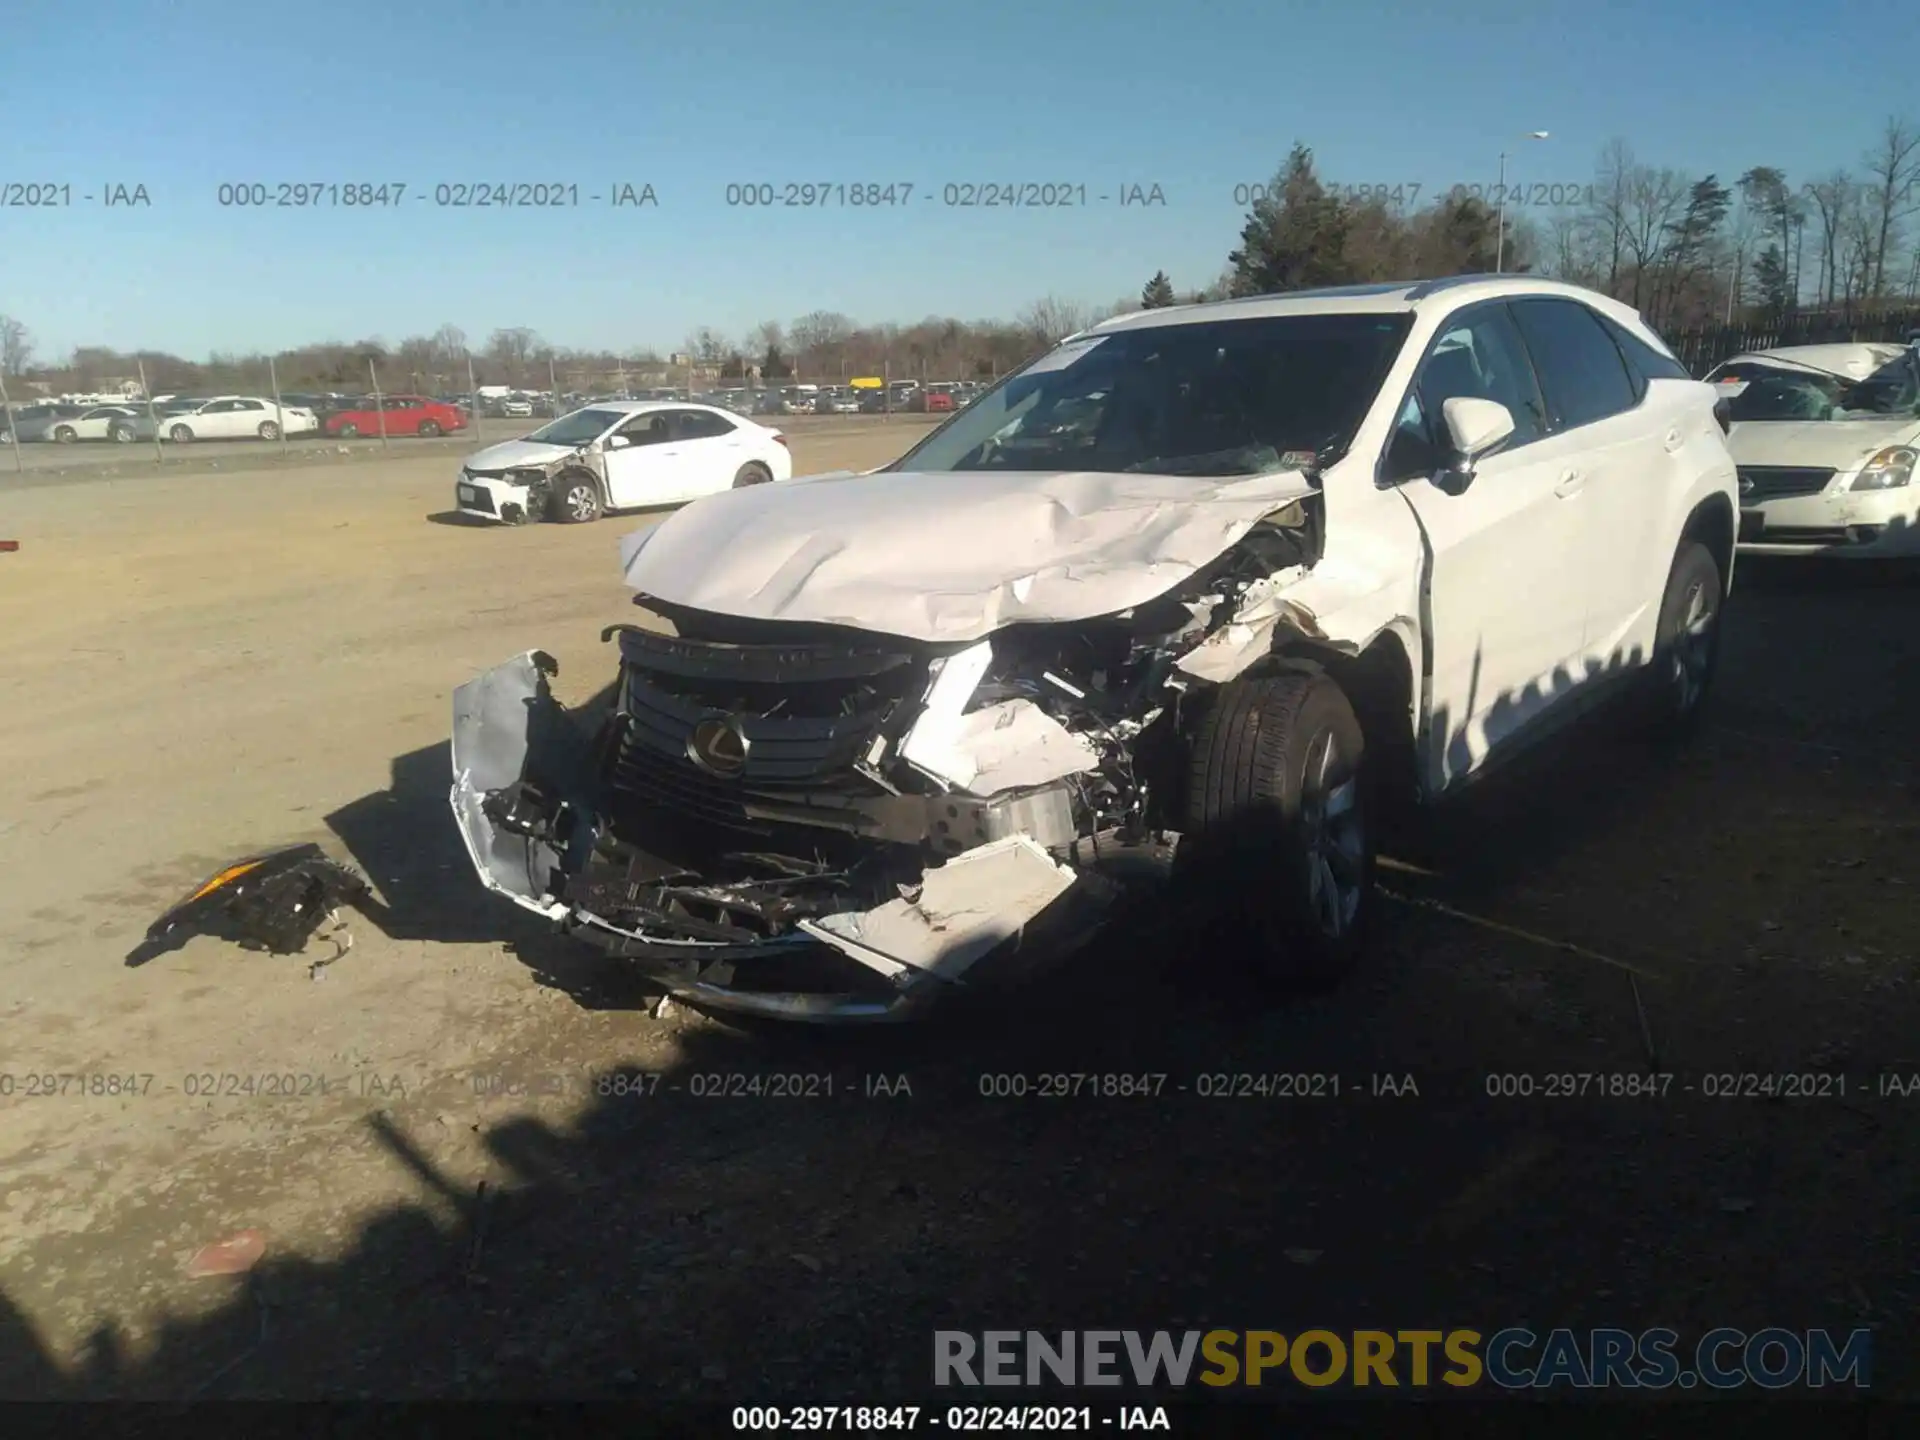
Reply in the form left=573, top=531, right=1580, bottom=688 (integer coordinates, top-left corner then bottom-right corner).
left=526, top=407, right=623, bottom=445
left=890, top=313, right=1414, bottom=476
left=1721, top=353, right=1920, bottom=422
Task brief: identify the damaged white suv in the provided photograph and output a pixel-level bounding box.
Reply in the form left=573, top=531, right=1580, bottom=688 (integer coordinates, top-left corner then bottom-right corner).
left=451, top=276, right=1739, bottom=1021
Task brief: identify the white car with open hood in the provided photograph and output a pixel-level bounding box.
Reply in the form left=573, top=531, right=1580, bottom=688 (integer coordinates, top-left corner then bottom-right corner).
left=1703, top=342, right=1920, bottom=557
left=453, top=400, right=793, bottom=524
left=449, top=276, right=1739, bottom=1021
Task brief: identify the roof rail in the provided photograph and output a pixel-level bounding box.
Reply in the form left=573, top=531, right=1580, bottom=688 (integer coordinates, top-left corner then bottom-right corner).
left=1403, top=273, right=1517, bottom=301
left=1220, top=280, right=1418, bottom=304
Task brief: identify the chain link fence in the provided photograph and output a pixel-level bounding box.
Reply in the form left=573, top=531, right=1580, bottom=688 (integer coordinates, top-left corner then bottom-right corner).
left=0, top=351, right=993, bottom=472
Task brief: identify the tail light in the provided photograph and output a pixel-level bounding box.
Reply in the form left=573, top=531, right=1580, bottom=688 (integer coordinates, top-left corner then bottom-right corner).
left=1713, top=397, right=1732, bottom=434
left=772, top=432, right=788, bottom=447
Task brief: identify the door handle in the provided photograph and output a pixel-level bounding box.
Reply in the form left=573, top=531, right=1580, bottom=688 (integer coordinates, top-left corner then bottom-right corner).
left=1553, top=468, right=1584, bottom=498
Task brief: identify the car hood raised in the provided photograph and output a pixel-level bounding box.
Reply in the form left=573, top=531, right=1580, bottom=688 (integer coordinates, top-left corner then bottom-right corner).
left=1727, top=417, right=1920, bottom=471
left=462, top=438, right=581, bottom=471
left=618, top=466, right=1319, bottom=643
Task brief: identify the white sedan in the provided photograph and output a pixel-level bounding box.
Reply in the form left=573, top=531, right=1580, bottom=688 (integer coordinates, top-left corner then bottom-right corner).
left=1705, top=343, right=1920, bottom=558
left=454, top=401, right=794, bottom=524
left=16, top=404, right=153, bottom=443
left=156, top=396, right=321, bottom=443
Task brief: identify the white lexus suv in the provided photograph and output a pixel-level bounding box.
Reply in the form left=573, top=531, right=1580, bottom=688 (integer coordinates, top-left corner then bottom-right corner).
left=449, top=276, right=1740, bottom=1021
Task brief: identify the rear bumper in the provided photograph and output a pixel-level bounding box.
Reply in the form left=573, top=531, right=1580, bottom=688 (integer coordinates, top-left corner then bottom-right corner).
left=449, top=651, right=1099, bottom=1023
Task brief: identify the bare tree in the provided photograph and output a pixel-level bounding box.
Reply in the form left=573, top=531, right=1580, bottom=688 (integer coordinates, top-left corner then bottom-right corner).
left=750, top=320, right=785, bottom=357
left=430, top=323, right=468, bottom=363
left=1587, top=139, right=1637, bottom=294
left=1017, top=296, right=1091, bottom=345
left=1860, top=116, right=1920, bottom=297
left=1802, top=172, right=1853, bottom=307
left=1620, top=165, right=1690, bottom=310
left=1840, top=191, right=1880, bottom=306
left=484, top=327, right=542, bottom=382
left=685, top=328, right=730, bottom=367
left=0, top=315, right=31, bottom=376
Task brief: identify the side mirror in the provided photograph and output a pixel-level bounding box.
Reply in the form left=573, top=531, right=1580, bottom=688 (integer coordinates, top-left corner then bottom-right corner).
left=1435, top=397, right=1515, bottom=494
left=606, top=434, right=632, bottom=450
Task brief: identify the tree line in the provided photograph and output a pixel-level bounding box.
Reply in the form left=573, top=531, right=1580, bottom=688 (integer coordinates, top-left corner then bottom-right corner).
left=4, top=120, right=1916, bottom=397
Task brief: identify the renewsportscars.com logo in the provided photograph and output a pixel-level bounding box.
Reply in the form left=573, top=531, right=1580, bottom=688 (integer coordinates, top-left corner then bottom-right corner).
left=934, top=1328, right=1872, bottom=1390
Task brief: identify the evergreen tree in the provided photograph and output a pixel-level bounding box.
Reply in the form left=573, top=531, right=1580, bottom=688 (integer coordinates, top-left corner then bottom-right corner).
left=1226, top=144, right=1353, bottom=295
left=1140, top=271, right=1176, bottom=308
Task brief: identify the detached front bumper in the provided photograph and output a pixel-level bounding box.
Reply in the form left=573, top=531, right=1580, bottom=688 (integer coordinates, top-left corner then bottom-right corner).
left=455, top=474, right=539, bottom=525
left=449, top=652, right=1096, bottom=1022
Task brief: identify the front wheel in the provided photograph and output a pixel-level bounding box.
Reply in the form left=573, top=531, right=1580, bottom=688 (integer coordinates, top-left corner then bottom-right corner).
left=1640, top=540, right=1723, bottom=744
left=53, top=425, right=77, bottom=443
left=337, top=422, right=359, bottom=439
left=109, top=423, right=135, bottom=443
left=418, top=419, right=442, bottom=438
left=168, top=423, right=194, bottom=443
left=258, top=421, right=280, bottom=441
left=553, top=472, right=602, bottom=523
left=1174, top=671, right=1373, bottom=990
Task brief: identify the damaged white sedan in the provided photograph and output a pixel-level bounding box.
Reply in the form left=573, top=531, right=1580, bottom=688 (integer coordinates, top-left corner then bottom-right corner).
left=451, top=276, right=1740, bottom=1021
left=1703, top=341, right=1920, bottom=558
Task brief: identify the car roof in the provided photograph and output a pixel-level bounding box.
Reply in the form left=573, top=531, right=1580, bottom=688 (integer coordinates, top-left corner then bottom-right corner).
left=1710, top=343, right=1906, bottom=380
left=1085, top=275, right=1651, bottom=334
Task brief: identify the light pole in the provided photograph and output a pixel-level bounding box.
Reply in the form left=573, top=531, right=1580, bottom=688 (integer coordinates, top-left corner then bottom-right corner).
left=1496, top=131, right=1551, bottom=274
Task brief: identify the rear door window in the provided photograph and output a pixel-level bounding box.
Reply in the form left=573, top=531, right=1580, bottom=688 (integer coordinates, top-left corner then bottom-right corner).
left=1509, top=299, right=1641, bottom=431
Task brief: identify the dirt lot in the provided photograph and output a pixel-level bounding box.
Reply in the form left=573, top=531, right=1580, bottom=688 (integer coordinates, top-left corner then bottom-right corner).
left=0, top=436, right=1916, bottom=1414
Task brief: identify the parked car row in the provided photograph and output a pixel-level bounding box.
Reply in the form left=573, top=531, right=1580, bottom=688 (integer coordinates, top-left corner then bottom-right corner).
left=0, top=392, right=477, bottom=445
left=1, top=379, right=991, bottom=447
left=0, top=395, right=323, bottom=444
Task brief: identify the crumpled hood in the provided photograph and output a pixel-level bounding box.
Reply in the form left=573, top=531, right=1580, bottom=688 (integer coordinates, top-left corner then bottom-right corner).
left=618, top=466, right=1318, bottom=643
left=462, top=437, right=580, bottom=471
left=1727, top=418, right=1920, bottom=470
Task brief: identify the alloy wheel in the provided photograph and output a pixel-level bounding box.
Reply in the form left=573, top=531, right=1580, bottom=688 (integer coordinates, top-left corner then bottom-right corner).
left=1299, top=728, right=1365, bottom=939
left=1669, top=579, right=1717, bottom=715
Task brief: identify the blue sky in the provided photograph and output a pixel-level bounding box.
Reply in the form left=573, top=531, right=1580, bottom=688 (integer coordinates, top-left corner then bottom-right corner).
left=2, top=0, right=1914, bottom=359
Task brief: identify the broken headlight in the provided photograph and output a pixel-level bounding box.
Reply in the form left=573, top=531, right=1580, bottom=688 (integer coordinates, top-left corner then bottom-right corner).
left=1851, top=446, right=1915, bottom=491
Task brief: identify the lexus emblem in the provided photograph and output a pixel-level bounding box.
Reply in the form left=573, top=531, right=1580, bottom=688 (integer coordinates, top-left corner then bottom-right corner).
left=686, top=714, right=750, bottom=778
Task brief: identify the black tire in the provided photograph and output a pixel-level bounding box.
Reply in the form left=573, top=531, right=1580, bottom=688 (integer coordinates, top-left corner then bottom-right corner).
left=109, top=423, right=135, bottom=443
left=258, top=421, right=280, bottom=441
left=1640, top=540, right=1723, bottom=744
left=418, top=419, right=442, bottom=438
left=732, top=461, right=773, bottom=488
left=53, top=425, right=77, bottom=443
left=1174, top=671, right=1373, bottom=989
left=168, top=423, right=194, bottom=443
left=337, top=422, right=359, bottom=439
left=553, top=471, right=603, bottom=523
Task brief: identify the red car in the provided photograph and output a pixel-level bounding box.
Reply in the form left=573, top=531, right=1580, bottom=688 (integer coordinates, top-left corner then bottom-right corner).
left=925, top=388, right=956, bottom=412
left=324, top=395, right=468, bottom=439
